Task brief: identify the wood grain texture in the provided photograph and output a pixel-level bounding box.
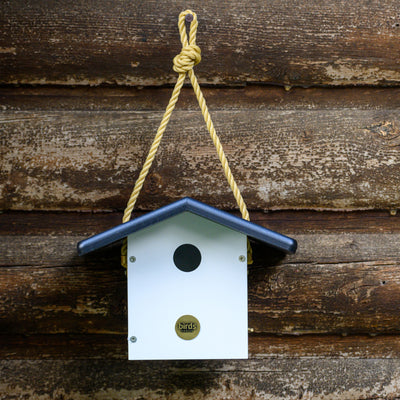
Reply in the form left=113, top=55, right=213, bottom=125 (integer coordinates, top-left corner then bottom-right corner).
left=2, top=3, right=400, bottom=397
left=2, top=232, right=400, bottom=267
left=2, top=208, right=400, bottom=236
left=1, top=1, right=400, bottom=86
left=3, top=86, right=400, bottom=111
left=1, top=87, right=400, bottom=211
left=1, top=261, right=399, bottom=336
left=3, top=334, right=400, bottom=360
left=2, top=359, right=400, bottom=400
left=1, top=207, right=400, bottom=336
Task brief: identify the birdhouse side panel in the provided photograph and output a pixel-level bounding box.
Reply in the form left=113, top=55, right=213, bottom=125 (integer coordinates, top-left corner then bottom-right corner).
left=127, top=212, right=248, bottom=360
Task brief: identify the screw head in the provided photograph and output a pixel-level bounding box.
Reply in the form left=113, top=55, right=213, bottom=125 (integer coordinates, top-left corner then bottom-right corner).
left=129, top=256, right=136, bottom=263
left=129, top=336, right=137, bottom=343
left=239, top=255, right=246, bottom=262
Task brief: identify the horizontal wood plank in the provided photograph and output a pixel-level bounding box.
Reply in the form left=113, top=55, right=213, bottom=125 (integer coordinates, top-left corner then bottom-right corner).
left=1, top=261, right=398, bottom=336
left=1, top=228, right=400, bottom=335
left=2, top=232, right=400, bottom=267
left=1, top=211, right=400, bottom=336
left=1, top=1, right=400, bottom=86
left=2, top=334, right=400, bottom=360
left=249, top=261, right=400, bottom=335
left=1, top=87, right=400, bottom=211
left=1, top=358, right=400, bottom=399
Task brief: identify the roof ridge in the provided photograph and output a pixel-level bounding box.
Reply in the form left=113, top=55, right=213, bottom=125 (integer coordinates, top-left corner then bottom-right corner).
left=77, top=197, right=297, bottom=256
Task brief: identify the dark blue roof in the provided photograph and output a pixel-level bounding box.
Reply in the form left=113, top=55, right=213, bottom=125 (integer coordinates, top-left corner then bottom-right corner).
left=77, top=197, right=297, bottom=256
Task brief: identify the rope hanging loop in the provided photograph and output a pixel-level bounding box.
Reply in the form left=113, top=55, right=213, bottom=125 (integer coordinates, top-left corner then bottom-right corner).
left=121, top=10, right=251, bottom=268
left=173, top=11, right=201, bottom=73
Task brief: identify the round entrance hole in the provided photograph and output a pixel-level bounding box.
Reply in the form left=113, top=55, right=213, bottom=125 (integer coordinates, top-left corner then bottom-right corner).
left=173, top=244, right=201, bottom=272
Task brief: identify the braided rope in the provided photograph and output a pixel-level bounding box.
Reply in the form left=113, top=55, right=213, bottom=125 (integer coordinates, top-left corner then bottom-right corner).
left=121, top=10, right=250, bottom=268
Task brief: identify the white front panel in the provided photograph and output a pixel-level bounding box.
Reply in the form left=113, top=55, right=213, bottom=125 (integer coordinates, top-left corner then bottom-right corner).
left=127, top=212, right=248, bottom=360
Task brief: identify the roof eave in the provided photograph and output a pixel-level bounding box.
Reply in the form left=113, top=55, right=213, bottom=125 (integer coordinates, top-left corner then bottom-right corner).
left=77, top=197, right=297, bottom=256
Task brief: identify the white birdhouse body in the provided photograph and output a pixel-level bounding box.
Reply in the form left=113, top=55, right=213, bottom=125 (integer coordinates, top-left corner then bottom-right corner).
left=78, top=197, right=297, bottom=361
left=127, top=211, right=248, bottom=360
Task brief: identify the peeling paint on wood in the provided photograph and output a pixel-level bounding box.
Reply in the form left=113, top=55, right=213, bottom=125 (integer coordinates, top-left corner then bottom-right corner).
left=1, top=108, right=399, bottom=211
left=1, top=359, right=400, bottom=399
left=2, top=2, right=400, bottom=397
left=1, top=1, right=400, bottom=86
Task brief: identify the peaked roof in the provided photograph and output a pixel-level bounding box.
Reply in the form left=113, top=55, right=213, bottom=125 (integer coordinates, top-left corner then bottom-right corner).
left=77, top=197, right=297, bottom=256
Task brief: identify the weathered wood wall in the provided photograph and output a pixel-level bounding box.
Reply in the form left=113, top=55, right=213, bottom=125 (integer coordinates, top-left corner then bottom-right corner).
left=2, top=1, right=400, bottom=87
left=1, top=1, right=400, bottom=399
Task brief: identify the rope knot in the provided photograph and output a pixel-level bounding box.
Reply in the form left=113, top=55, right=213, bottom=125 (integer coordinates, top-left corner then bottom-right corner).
left=173, top=44, right=201, bottom=74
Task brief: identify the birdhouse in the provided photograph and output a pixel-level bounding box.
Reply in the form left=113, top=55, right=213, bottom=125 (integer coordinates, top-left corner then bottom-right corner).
left=78, top=197, right=297, bottom=360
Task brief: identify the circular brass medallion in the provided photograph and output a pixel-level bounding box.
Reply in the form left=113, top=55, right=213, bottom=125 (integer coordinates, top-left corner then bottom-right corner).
left=175, top=315, right=200, bottom=340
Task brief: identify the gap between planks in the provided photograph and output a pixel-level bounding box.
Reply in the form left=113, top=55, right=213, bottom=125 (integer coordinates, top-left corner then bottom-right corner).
left=1, top=209, right=399, bottom=236
left=2, top=86, right=400, bottom=111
